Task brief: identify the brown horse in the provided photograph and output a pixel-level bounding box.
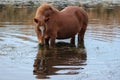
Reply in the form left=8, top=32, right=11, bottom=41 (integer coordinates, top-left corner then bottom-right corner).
left=34, top=3, right=88, bottom=47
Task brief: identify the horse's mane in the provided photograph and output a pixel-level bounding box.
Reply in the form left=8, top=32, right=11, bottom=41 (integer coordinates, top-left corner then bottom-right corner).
left=38, top=3, right=59, bottom=13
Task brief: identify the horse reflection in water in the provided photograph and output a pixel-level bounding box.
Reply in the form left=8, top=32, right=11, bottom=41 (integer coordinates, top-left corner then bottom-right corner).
left=33, top=42, right=87, bottom=79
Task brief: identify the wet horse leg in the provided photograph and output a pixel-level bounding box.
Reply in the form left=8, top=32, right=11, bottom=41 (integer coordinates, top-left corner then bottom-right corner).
left=78, top=25, right=87, bottom=45
left=70, top=36, right=75, bottom=45
left=45, top=38, right=49, bottom=45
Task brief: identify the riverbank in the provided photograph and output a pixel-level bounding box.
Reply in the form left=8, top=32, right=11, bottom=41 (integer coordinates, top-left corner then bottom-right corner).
left=0, top=0, right=120, bottom=9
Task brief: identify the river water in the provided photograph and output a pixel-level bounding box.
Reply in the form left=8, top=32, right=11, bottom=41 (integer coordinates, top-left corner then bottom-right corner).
left=0, top=5, right=120, bottom=80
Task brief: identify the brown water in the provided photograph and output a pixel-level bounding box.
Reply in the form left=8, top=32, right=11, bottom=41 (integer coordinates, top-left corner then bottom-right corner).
left=0, top=6, right=120, bottom=80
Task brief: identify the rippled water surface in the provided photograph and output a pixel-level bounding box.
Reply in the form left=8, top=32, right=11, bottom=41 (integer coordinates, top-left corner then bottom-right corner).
left=0, top=6, right=120, bottom=80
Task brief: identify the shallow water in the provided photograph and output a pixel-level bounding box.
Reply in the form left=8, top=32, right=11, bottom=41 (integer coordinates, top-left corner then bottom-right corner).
left=0, top=6, right=120, bottom=80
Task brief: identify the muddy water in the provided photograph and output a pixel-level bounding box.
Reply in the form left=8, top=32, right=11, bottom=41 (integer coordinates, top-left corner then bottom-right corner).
left=0, top=6, right=120, bottom=80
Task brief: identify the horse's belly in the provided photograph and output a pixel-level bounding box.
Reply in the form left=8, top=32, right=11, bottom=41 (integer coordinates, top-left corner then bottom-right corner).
left=57, top=29, right=78, bottom=39
left=56, top=17, right=80, bottom=39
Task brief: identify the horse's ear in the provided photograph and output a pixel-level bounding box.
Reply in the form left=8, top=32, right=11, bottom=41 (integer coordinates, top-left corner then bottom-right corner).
left=34, top=18, right=39, bottom=23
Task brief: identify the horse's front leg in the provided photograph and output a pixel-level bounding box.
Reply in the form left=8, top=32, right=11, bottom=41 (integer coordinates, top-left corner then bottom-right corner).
left=45, top=38, right=50, bottom=45
left=70, top=36, right=75, bottom=45
left=50, top=37, right=56, bottom=47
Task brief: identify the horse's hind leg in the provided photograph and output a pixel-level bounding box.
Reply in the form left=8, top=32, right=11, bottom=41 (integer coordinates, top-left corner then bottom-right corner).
left=78, top=24, right=87, bottom=44
left=77, top=27, right=86, bottom=48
